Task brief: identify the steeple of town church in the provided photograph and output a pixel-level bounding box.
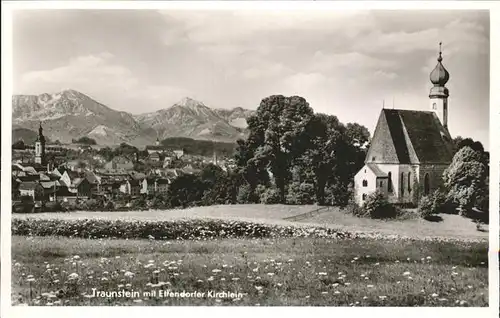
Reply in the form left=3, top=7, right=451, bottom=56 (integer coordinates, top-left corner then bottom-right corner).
left=35, top=121, right=46, bottom=165
left=429, top=42, right=450, bottom=130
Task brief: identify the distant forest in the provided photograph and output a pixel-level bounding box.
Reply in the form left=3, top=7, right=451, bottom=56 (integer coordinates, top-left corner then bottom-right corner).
left=161, top=137, right=237, bottom=157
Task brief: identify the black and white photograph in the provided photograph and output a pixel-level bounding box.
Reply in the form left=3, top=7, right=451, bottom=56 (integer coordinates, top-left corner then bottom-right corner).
left=1, top=2, right=496, bottom=313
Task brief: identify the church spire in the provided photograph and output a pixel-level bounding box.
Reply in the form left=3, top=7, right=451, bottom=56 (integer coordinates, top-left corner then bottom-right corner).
left=429, top=42, right=450, bottom=130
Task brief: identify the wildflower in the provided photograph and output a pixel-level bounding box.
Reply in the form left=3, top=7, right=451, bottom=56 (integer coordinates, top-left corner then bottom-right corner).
left=124, top=271, right=134, bottom=277
left=255, top=286, right=263, bottom=291
left=379, top=296, right=387, bottom=300
left=68, top=273, right=79, bottom=280
left=426, top=256, right=432, bottom=260
left=431, top=293, right=438, bottom=297
left=73, top=255, right=80, bottom=260
left=305, top=295, right=310, bottom=299
left=375, top=263, right=380, bottom=266
left=367, top=285, right=374, bottom=288
left=459, top=300, right=467, bottom=305
left=403, top=271, right=411, bottom=276
left=321, top=291, right=328, bottom=295
left=267, top=273, right=275, bottom=277
left=363, top=296, right=368, bottom=300
left=212, top=269, right=221, bottom=273
left=207, top=276, right=214, bottom=281
left=318, top=272, right=327, bottom=276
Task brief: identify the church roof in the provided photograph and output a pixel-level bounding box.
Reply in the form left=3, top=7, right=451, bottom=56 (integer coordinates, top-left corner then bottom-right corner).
left=366, top=163, right=387, bottom=177
left=365, top=109, right=454, bottom=165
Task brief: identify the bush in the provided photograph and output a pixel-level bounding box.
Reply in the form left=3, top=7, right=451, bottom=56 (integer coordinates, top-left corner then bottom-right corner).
left=418, top=195, right=435, bottom=219
left=260, top=187, right=281, bottom=204
left=362, top=191, right=398, bottom=219
left=344, top=202, right=367, bottom=217
left=286, top=182, right=316, bottom=205
left=12, top=218, right=352, bottom=240
left=236, top=184, right=255, bottom=204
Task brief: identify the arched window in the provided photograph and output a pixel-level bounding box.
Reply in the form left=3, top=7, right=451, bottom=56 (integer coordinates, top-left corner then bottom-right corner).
left=388, top=172, right=393, bottom=193
left=432, top=103, right=437, bottom=110
left=408, top=172, right=411, bottom=193
left=362, top=179, right=368, bottom=187
left=424, top=173, right=430, bottom=195
left=400, top=172, right=405, bottom=196
left=362, top=194, right=367, bottom=200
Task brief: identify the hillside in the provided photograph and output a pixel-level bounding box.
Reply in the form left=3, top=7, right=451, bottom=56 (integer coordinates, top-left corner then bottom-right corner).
left=134, top=97, right=254, bottom=142
left=13, top=91, right=255, bottom=146
left=12, top=90, right=156, bottom=146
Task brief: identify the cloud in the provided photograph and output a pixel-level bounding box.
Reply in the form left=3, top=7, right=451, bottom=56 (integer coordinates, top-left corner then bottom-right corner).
left=21, top=52, right=138, bottom=91
left=19, top=52, right=189, bottom=113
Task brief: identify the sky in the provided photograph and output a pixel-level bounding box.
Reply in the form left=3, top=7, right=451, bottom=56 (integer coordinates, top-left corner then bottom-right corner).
left=13, top=10, right=490, bottom=149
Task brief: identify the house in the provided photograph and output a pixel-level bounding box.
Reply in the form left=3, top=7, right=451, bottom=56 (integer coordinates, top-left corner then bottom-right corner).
left=40, top=181, right=58, bottom=201
left=145, top=177, right=157, bottom=194
left=354, top=47, right=454, bottom=206
left=129, top=179, right=141, bottom=196
left=19, top=182, right=44, bottom=200
left=72, top=178, right=92, bottom=198
left=156, top=178, right=170, bottom=194
left=85, top=171, right=100, bottom=194
left=104, top=156, right=134, bottom=171
left=148, top=152, right=161, bottom=162
left=173, top=149, right=185, bottom=159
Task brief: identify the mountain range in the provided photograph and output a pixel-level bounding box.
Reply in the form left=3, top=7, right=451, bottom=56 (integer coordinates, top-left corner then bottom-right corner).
left=12, top=90, right=255, bottom=146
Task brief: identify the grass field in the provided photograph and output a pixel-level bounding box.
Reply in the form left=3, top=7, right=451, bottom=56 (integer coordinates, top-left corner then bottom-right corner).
left=11, top=204, right=489, bottom=306
left=12, top=235, right=487, bottom=306
left=13, top=204, right=488, bottom=241
left=13, top=204, right=317, bottom=222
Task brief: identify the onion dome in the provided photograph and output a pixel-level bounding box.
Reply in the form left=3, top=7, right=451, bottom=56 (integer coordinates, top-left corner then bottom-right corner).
left=429, top=42, right=449, bottom=86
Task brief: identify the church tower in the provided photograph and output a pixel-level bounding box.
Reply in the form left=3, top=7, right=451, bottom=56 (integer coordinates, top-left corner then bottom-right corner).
left=34, top=122, right=46, bottom=165
left=429, top=42, right=450, bottom=130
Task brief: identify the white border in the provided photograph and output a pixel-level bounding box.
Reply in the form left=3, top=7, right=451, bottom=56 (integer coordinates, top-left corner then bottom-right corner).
left=1, top=2, right=499, bottom=318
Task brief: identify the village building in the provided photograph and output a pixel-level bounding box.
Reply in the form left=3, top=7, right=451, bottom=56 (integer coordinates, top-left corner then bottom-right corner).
left=354, top=44, right=454, bottom=206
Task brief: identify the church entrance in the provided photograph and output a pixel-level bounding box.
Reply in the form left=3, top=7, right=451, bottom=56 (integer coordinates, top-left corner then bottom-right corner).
left=424, top=173, right=430, bottom=195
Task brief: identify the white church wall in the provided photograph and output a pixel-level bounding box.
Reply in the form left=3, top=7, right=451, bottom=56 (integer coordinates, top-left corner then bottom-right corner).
left=353, top=165, right=378, bottom=206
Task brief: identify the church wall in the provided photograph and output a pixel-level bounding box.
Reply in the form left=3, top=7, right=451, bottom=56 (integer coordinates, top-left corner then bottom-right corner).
left=417, top=164, right=449, bottom=199
left=353, top=165, right=377, bottom=206
left=372, top=164, right=419, bottom=204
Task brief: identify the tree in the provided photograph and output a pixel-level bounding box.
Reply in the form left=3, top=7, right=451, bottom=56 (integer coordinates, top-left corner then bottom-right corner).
left=12, top=140, right=26, bottom=150
left=443, top=146, right=488, bottom=214
left=242, top=95, right=315, bottom=203
left=166, top=174, right=205, bottom=208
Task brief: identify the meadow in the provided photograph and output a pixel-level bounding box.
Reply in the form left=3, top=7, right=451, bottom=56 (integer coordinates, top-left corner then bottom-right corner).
left=11, top=204, right=489, bottom=306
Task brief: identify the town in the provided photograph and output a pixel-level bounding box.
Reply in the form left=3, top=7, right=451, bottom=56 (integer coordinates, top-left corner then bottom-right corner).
left=11, top=127, right=238, bottom=212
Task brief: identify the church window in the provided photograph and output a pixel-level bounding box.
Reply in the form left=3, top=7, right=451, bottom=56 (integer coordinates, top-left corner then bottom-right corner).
left=424, top=173, right=430, bottom=195
left=400, top=172, right=405, bottom=196
left=362, top=194, right=367, bottom=200
left=432, top=103, right=437, bottom=110
left=362, top=180, right=368, bottom=187
left=408, top=172, right=411, bottom=193
left=379, top=181, right=383, bottom=187
left=372, top=156, right=376, bottom=161
left=388, top=172, right=393, bottom=193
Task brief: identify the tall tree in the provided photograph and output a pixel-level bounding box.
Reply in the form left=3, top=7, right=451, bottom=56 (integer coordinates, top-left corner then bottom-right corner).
left=244, top=95, right=315, bottom=203
left=443, top=146, right=488, bottom=213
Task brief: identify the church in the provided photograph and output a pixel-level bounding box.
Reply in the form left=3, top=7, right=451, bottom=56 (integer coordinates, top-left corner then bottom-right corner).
left=353, top=44, right=454, bottom=206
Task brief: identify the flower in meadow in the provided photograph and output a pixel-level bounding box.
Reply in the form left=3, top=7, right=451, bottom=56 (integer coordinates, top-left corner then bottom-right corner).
left=426, top=256, right=431, bottom=260
left=367, top=285, right=374, bottom=288
left=318, top=272, right=327, bottom=276
left=334, top=291, right=340, bottom=295
left=379, top=296, right=387, bottom=300
left=363, top=296, right=368, bottom=300
left=459, top=300, right=467, bottom=305
left=403, top=272, right=411, bottom=276
left=73, top=255, right=80, bottom=260
left=68, top=273, right=79, bottom=280
left=321, top=291, right=328, bottom=295
left=212, top=269, right=221, bottom=273
left=431, top=293, right=439, bottom=297
left=375, top=263, right=380, bottom=266
left=305, top=295, right=310, bottom=299
left=124, top=271, right=134, bottom=278
left=255, top=286, right=263, bottom=291
left=232, top=278, right=240, bottom=281
left=126, top=283, right=132, bottom=288
left=207, top=276, right=214, bottom=281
